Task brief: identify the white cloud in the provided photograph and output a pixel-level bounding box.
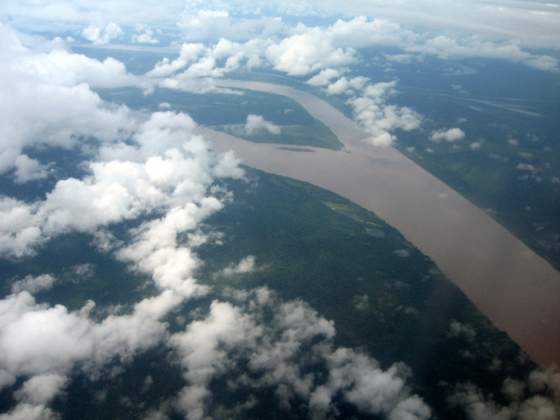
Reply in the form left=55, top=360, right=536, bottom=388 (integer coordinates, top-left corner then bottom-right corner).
left=147, top=13, right=558, bottom=102
left=0, top=111, right=243, bottom=259
left=307, top=68, right=342, bottom=87
left=148, top=43, right=205, bottom=78
left=148, top=39, right=265, bottom=92
left=0, top=23, right=138, bottom=181
left=11, top=274, right=57, bottom=294
left=191, top=0, right=560, bottom=50
left=244, top=114, right=281, bottom=136
left=133, top=25, right=159, bottom=44
left=220, top=255, right=258, bottom=277
left=17, top=49, right=139, bottom=89
left=430, top=128, right=466, bottom=142
left=15, top=373, right=67, bottom=406
left=13, top=155, right=48, bottom=184
left=313, top=348, right=430, bottom=418
left=448, top=320, right=477, bottom=342
left=266, top=27, right=356, bottom=76
left=171, top=301, right=260, bottom=419
left=1, top=0, right=559, bottom=68
left=178, top=9, right=286, bottom=42
left=450, top=366, right=560, bottom=420
left=164, top=288, right=430, bottom=420
left=348, top=81, right=422, bottom=147
left=326, top=76, right=369, bottom=95
left=517, top=163, right=536, bottom=172
left=0, top=91, right=245, bottom=419
left=264, top=15, right=559, bottom=75
left=82, top=22, right=123, bottom=45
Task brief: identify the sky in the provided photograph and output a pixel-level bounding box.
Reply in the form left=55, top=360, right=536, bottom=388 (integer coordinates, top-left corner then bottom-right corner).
left=0, top=1, right=559, bottom=419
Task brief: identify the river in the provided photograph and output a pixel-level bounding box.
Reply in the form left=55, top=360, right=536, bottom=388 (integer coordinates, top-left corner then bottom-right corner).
left=196, top=80, right=560, bottom=367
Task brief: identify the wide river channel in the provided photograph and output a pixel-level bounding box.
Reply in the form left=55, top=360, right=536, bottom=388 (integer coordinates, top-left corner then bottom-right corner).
left=196, top=80, right=560, bottom=367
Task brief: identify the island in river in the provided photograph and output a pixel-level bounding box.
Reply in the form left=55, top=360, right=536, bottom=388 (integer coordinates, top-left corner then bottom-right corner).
left=196, top=79, right=560, bottom=368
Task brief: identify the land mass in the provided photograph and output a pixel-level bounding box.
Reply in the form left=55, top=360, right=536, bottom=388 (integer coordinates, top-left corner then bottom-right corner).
left=197, top=79, right=560, bottom=367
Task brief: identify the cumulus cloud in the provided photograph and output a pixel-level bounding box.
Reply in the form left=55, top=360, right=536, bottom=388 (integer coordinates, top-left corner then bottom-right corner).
left=178, top=9, right=286, bottom=42
left=347, top=81, right=422, bottom=147
left=162, top=288, right=431, bottom=420
left=0, top=111, right=243, bottom=259
left=13, top=155, right=48, bottom=184
left=82, top=22, right=123, bottom=45
left=147, top=38, right=264, bottom=92
left=307, top=68, right=342, bottom=87
left=2, top=1, right=559, bottom=70
left=430, top=127, right=466, bottom=142
left=266, top=27, right=356, bottom=76
left=0, top=94, right=245, bottom=419
left=146, top=14, right=557, bottom=111
left=448, top=320, right=477, bottom=342
left=148, top=43, right=205, bottom=78
left=11, top=274, right=57, bottom=295
left=170, top=300, right=260, bottom=419
left=2, top=0, right=560, bottom=51
left=220, top=255, right=258, bottom=277
left=243, top=114, right=281, bottom=136
left=450, top=366, right=560, bottom=420
left=516, top=163, right=536, bottom=173
left=132, top=25, right=159, bottom=44
left=0, top=23, right=139, bottom=181
left=0, top=288, right=179, bottom=395
left=264, top=16, right=559, bottom=74
left=326, top=76, right=369, bottom=95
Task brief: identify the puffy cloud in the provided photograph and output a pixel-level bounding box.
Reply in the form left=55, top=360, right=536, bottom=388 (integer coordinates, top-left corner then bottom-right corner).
left=516, top=163, right=537, bottom=173
left=244, top=114, right=281, bottom=136
left=0, top=288, right=181, bottom=400
left=0, top=23, right=138, bottom=181
left=0, top=103, right=244, bottom=420
left=307, top=68, right=342, bottom=87
left=15, top=374, right=67, bottom=406
left=326, top=76, right=369, bottom=95
left=11, top=274, right=57, bottom=294
left=2, top=1, right=559, bottom=69
left=17, top=49, right=139, bottom=89
left=430, top=128, right=466, bottom=142
left=448, top=320, right=477, bottom=342
left=0, top=111, right=243, bottom=259
left=312, top=348, right=430, bottom=419
left=406, top=34, right=559, bottom=72
left=0, top=197, right=42, bottom=258
left=82, top=22, right=123, bottom=45
left=148, top=43, right=205, bottom=78
left=186, top=0, right=560, bottom=50
left=220, top=255, right=258, bottom=277
left=165, top=288, right=430, bottom=419
left=450, top=366, right=560, bottom=420
left=266, top=27, right=355, bottom=76
left=347, top=81, right=422, bottom=147
left=132, top=25, right=159, bottom=44
left=178, top=9, right=286, bottom=42
left=170, top=301, right=260, bottom=419
left=148, top=14, right=557, bottom=100
left=13, top=155, right=48, bottom=184
left=264, top=16, right=558, bottom=75
left=0, top=402, right=58, bottom=420
left=0, top=101, right=245, bottom=419
left=148, top=38, right=266, bottom=93
left=1, top=0, right=559, bottom=51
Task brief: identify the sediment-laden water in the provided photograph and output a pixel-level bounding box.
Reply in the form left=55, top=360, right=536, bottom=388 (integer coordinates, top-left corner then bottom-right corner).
left=197, top=80, right=560, bottom=367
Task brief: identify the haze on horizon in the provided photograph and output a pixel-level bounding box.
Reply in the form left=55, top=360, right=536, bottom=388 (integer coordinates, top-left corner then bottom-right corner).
left=0, top=1, right=559, bottom=419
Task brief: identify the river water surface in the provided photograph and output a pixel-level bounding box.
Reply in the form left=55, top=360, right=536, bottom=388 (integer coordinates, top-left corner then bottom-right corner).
left=198, top=80, right=560, bottom=367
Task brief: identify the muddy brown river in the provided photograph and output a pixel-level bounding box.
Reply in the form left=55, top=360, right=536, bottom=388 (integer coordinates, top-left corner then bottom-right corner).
left=199, top=80, right=560, bottom=367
